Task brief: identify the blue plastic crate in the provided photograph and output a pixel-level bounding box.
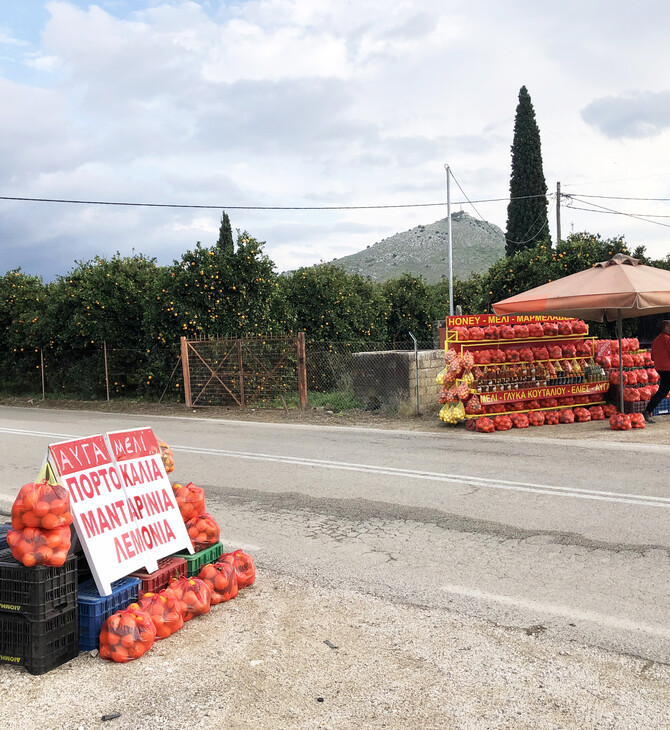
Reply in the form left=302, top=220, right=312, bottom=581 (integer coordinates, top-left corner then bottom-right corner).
left=0, top=524, right=10, bottom=551
left=653, top=398, right=670, bottom=416
left=77, top=576, right=141, bottom=651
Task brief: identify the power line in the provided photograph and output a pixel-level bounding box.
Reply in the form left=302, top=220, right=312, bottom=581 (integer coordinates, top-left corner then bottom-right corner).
left=565, top=196, right=670, bottom=229
left=448, top=170, right=552, bottom=250
left=0, top=193, right=547, bottom=211
left=565, top=193, right=670, bottom=203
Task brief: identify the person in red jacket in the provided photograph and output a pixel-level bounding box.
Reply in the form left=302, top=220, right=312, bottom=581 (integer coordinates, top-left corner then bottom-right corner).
left=644, top=320, right=670, bottom=422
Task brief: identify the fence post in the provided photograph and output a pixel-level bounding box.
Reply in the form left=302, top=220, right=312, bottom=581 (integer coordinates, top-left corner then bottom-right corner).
left=297, top=332, right=307, bottom=411
left=409, top=331, right=419, bottom=415
left=103, top=341, right=110, bottom=402
left=40, top=349, right=46, bottom=400
left=180, top=337, right=192, bottom=408
left=237, top=340, right=246, bottom=407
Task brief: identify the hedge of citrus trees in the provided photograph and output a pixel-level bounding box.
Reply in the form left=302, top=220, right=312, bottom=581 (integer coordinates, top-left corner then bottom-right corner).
left=1, top=225, right=663, bottom=399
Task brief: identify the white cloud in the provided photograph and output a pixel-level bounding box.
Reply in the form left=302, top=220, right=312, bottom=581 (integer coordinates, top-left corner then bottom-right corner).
left=1, top=0, right=670, bottom=280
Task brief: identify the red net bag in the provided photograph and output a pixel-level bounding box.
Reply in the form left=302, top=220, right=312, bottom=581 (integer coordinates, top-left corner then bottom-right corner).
left=573, top=407, right=591, bottom=423
left=528, top=322, right=544, bottom=337
left=528, top=411, right=545, bottom=426
left=571, top=320, right=588, bottom=335
left=602, top=404, right=618, bottom=417
left=542, top=321, right=559, bottom=336
left=610, top=413, right=632, bottom=431
left=99, top=606, right=156, bottom=663
left=630, top=413, right=646, bottom=429
left=6, top=525, right=71, bottom=567
left=464, top=394, right=483, bottom=414
left=11, top=480, right=73, bottom=531
left=548, top=345, right=562, bottom=359
left=484, top=325, right=498, bottom=339
left=136, top=590, right=184, bottom=639
left=511, top=413, right=529, bottom=428
left=185, top=513, right=220, bottom=552
left=165, top=576, right=212, bottom=621
left=541, top=398, right=558, bottom=408
left=589, top=406, right=605, bottom=420
left=475, top=417, right=495, bottom=433
left=558, top=409, right=575, bottom=424
left=493, top=415, right=512, bottom=431
left=468, top=326, right=485, bottom=340
left=219, top=550, right=256, bottom=589
left=158, top=440, right=175, bottom=474
left=499, top=325, right=515, bottom=340
left=173, top=482, right=206, bottom=522
left=544, top=410, right=560, bottom=425
left=558, top=321, right=573, bottom=336
left=198, top=562, right=238, bottom=605
left=462, top=351, right=475, bottom=369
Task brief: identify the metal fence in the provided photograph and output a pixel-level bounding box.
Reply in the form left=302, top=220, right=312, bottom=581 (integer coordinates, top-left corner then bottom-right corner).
left=0, top=335, right=438, bottom=413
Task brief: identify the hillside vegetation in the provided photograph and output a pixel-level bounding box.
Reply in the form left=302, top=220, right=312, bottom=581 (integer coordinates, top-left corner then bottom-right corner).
left=331, top=212, right=505, bottom=283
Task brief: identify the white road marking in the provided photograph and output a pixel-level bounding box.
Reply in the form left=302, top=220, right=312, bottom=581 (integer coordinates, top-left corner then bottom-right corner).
left=441, top=583, right=670, bottom=639
left=1, top=426, right=668, bottom=509
left=174, top=445, right=670, bottom=509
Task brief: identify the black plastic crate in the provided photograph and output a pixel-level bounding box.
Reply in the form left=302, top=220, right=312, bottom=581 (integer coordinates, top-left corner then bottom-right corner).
left=76, top=553, right=92, bottom=585
left=623, top=400, right=648, bottom=414
left=0, top=549, right=77, bottom=620
left=0, top=524, right=10, bottom=551
left=0, top=607, right=78, bottom=675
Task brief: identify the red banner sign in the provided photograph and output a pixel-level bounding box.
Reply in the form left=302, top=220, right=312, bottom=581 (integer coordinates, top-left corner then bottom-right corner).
left=445, top=314, right=573, bottom=328
left=479, top=381, right=609, bottom=405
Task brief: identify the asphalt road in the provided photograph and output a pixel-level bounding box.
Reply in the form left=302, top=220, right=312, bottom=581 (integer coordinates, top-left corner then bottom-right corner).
left=1, top=405, right=668, bottom=666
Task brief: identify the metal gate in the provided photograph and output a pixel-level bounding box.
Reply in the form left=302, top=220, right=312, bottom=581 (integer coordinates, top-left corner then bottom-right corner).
left=180, top=334, right=307, bottom=409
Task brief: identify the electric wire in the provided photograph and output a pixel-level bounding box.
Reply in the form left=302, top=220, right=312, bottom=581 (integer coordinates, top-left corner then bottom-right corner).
left=565, top=195, right=670, bottom=230
left=0, top=193, right=545, bottom=211
left=448, top=170, right=552, bottom=250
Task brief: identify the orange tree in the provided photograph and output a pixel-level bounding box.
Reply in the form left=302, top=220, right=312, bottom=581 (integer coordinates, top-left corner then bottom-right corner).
left=278, top=263, right=388, bottom=344
left=40, top=253, right=159, bottom=397
left=382, top=273, right=434, bottom=345
left=0, top=269, right=47, bottom=393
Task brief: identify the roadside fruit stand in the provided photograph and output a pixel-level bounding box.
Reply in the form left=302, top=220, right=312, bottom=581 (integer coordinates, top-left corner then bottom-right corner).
left=437, top=314, right=659, bottom=432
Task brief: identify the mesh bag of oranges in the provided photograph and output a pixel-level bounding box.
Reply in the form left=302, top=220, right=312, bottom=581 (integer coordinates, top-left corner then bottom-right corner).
left=99, top=605, right=157, bottom=663
left=197, top=562, right=238, bottom=605
left=185, top=513, right=220, bottom=552
left=136, top=590, right=184, bottom=639
left=218, top=550, right=255, bottom=589
left=6, top=525, right=71, bottom=567
left=12, top=480, right=73, bottom=530
left=164, top=576, right=211, bottom=621
left=158, top=440, right=175, bottom=474
left=172, top=482, right=206, bottom=522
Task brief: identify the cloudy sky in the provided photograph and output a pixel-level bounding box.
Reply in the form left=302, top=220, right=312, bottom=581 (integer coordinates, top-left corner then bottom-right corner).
left=2, top=0, right=670, bottom=280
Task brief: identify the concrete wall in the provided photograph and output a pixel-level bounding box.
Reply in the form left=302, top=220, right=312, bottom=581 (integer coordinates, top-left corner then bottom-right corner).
left=352, top=349, right=444, bottom=412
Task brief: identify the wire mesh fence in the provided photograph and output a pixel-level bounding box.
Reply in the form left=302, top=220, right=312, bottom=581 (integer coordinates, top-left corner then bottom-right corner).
left=0, top=345, right=182, bottom=402
left=305, top=338, right=435, bottom=412
left=0, top=336, right=441, bottom=413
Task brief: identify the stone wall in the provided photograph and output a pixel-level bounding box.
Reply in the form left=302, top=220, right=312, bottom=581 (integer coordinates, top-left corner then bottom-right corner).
left=352, top=349, right=444, bottom=412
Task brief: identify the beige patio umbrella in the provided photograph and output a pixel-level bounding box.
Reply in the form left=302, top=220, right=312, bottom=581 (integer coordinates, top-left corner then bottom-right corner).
left=492, top=253, right=670, bottom=412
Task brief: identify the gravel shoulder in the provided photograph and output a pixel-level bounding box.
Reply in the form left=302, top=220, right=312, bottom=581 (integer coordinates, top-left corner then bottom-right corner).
left=1, top=570, right=668, bottom=730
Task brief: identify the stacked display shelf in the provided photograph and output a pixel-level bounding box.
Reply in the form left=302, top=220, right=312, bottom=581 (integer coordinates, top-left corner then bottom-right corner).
left=444, top=317, right=609, bottom=419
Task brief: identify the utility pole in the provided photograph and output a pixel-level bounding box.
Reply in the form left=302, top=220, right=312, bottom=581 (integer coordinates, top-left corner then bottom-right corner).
left=556, top=181, right=561, bottom=243
left=444, top=164, right=453, bottom=316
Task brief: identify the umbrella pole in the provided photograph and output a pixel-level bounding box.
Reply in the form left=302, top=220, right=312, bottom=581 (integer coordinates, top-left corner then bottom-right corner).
left=616, top=311, right=624, bottom=413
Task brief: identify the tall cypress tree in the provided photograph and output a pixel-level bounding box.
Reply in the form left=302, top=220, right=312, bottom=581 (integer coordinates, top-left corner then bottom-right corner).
left=505, top=86, right=550, bottom=256
left=216, top=211, right=234, bottom=254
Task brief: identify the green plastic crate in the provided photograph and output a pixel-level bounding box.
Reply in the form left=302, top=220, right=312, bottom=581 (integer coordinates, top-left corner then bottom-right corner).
left=172, top=542, right=223, bottom=577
